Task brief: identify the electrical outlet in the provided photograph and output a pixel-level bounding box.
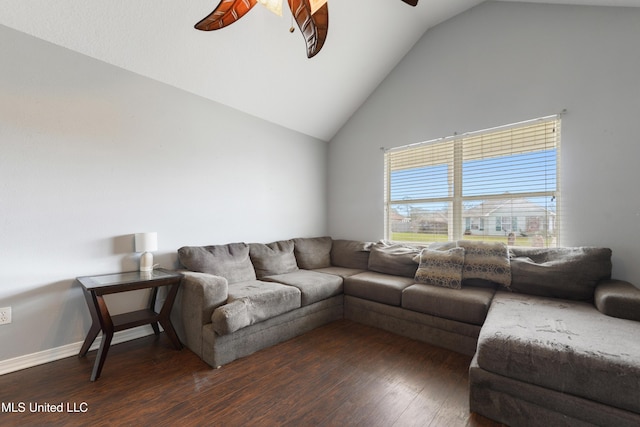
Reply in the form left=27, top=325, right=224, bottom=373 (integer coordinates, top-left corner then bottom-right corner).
left=0, top=307, right=11, bottom=325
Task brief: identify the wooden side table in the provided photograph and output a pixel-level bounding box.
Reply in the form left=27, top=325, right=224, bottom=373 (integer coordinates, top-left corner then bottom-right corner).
left=77, top=269, right=183, bottom=381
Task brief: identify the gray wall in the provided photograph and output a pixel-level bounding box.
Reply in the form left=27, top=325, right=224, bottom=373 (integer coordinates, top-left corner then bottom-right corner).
left=328, top=2, right=640, bottom=283
left=0, top=25, right=328, bottom=362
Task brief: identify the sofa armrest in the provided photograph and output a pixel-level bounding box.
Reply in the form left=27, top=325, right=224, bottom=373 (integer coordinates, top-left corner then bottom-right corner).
left=180, top=271, right=229, bottom=357
left=595, top=279, right=640, bottom=322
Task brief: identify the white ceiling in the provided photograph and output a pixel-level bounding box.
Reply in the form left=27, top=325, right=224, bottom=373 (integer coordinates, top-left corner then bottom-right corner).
left=1, top=0, right=639, bottom=141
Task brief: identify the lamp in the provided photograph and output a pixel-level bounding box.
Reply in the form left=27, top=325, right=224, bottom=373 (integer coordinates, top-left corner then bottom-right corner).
left=135, top=232, right=158, bottom=272
left=258, top=0, right=283, bottom=15
left=257, top=0, right=325, bottom=15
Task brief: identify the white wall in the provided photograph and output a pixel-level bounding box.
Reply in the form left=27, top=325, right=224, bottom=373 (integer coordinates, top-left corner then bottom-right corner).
left=328, top=2, right=640, bottom=283
left=0, top=25, right=328, bottom=362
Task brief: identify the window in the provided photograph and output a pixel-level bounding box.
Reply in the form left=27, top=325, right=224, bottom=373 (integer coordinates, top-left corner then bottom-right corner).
left=496, top=216, right=515, bottom=232
left=384, top=115, right=560, bottom=247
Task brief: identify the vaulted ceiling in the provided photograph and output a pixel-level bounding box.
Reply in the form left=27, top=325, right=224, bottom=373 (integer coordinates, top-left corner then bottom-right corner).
left=2, top=0, right=639, bottom=141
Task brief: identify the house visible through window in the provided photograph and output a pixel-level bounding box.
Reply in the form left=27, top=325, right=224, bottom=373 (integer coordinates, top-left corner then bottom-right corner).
left=384, top=115, right=560, bottom=247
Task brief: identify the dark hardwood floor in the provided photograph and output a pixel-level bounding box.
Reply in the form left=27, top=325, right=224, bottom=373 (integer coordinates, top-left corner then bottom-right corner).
left=0, top=320, right=504, bottom=426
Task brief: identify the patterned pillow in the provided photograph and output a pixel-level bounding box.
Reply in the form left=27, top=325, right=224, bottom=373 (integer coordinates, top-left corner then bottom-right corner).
left=414, top=247, right=466, bottom=289
left=457, top=240, right=511, bottom=288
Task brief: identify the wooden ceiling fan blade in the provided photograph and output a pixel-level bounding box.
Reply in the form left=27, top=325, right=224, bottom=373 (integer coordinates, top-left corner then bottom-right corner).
left=401, top=0, right=418, bottom=6
left=195, top=0, right=258, bottom=31
left=288, top=0, right=329, bottom=58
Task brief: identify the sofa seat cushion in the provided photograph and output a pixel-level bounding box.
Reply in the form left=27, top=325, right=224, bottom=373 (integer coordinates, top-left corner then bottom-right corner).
left=402, top=284, right=496, bottom=325
left=212, top=280, right=301, bottom=335
left=312, top=266, right=365, bottom=278
left=344, top=271, right=415, bottom=306
left=263, top=270, right=343, bottom=306
left=477, top=292, right=640, bottom=414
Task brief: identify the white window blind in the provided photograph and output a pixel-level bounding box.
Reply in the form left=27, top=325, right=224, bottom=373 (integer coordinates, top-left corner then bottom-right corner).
left=384, top=115, right=560, bottom=247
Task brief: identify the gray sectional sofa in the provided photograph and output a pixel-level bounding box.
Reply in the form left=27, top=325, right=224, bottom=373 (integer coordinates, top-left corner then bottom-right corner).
left=175, top=236, right=640, bottom=426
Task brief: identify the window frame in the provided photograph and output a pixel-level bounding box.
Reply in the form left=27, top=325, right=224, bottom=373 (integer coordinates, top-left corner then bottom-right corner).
left=384, top=115, right=561, bottom=246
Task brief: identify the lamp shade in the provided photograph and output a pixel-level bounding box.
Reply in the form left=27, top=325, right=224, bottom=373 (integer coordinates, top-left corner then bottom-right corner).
left=258, top=0, right=282, bottom=15
left=135, top=232, right=158, bottom=253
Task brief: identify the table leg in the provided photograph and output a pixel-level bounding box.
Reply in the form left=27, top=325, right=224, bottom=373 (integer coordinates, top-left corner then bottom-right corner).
left=150, top=287, right=160, bottom=335
left=90, top=294, right=114, bottom=381
left=79, top=289, right=102, bottom=357
left=158, top=282, right=183, bottom=350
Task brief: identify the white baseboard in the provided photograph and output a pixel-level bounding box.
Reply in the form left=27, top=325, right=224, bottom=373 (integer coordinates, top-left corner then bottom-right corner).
left=0, top=326, right=155, bottom=376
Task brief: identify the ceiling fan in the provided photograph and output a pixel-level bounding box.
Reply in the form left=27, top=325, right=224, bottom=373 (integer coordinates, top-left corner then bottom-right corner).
left=195, top=0, right=419, bottom=59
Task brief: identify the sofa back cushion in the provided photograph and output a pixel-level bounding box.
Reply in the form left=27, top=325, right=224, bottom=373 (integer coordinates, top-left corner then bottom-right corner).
left=368, top=241, right=423, bottom=278
left=293, top=236, right=332, bottom=270
left=509, top=246, right=612, bottom=301
left=331, top=239, right=372, bottom=270
left=249, top=240, right=299, bottom=279
left=178, top=243, right=257, bottom=284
